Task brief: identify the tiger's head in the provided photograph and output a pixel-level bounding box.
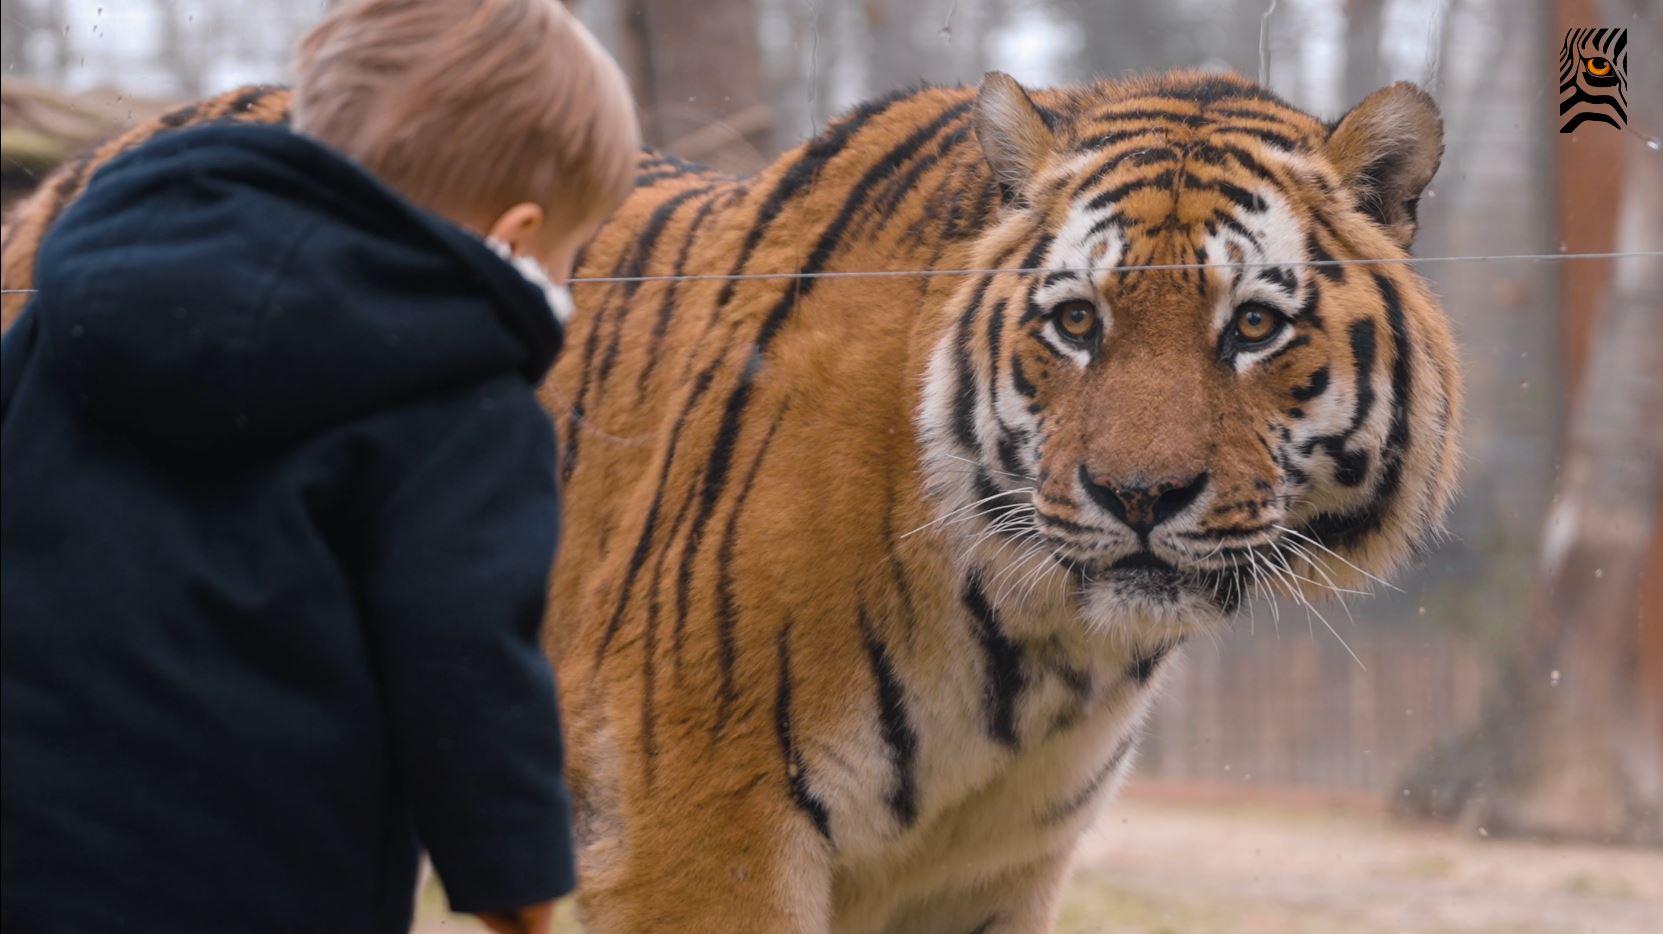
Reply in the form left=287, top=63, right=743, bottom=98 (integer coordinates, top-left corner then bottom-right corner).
left=920, top=71, right=1461, bottom=636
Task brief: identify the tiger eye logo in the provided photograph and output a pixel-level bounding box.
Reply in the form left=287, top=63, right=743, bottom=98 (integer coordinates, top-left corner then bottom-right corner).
left=1559, top=27, right=1628, bottom=132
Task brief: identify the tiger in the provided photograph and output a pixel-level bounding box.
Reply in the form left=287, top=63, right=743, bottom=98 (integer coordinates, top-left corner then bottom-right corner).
left=0, top=69, right=1461, bottom=933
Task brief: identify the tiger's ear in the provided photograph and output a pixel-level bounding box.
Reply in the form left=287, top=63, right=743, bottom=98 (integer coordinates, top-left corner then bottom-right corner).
left=975, top=72, right=1054, bottom=199
left=1326, top=82, right=1444, bottom=249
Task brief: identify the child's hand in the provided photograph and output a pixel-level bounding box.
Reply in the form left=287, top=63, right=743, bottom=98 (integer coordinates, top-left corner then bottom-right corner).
left=475, top=900, right=557, bottom=934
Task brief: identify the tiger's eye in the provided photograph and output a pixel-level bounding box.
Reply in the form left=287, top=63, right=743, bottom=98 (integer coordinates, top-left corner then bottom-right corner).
left=1586, top=57, right=1612, bottom=76
left=1054, top=300, right=1099, bottom=341
left=1232, top=304, right=1281, bottom=344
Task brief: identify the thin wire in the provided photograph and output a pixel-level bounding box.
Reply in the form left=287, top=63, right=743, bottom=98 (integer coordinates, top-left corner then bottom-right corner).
left=561, top=250, right=1659, bottom=287
left=2, top=251, right=1657, bottom=295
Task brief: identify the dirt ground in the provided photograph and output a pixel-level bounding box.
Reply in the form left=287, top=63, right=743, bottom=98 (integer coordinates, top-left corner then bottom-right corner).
left=414, top=784, right=1663, bottom=933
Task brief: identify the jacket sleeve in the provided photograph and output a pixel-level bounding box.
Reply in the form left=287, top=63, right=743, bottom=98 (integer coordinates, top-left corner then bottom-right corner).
left=357, top=378, right=575, bottom=913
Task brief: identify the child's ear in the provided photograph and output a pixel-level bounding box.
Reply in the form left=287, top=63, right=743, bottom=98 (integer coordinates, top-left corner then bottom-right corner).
left=486, top=203, right=546, bottom=254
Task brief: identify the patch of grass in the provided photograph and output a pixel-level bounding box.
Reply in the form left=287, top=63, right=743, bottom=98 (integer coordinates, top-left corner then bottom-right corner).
left=1560, top=872, right=1635, bottom=898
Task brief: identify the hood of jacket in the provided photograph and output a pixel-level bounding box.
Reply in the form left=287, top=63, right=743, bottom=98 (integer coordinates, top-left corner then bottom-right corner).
left=30, top=123, right=564, bottom=448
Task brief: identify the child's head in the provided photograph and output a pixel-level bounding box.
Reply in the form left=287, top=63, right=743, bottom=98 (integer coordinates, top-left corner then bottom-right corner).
left=291, top=0, right=639, bottom=282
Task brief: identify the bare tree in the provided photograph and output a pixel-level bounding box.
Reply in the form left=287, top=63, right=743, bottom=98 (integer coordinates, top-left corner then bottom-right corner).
left=1343, top=0, right=1385, bottom=104
left=616, top=0, right=772, bottom=173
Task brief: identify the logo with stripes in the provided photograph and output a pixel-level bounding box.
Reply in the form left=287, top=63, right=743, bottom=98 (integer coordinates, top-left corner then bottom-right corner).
left=1559, top=27, right=1628, bottom=133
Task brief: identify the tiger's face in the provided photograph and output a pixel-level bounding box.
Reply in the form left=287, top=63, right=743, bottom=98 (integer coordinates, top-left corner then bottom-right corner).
left=922, top=73, right=1461, bottom=635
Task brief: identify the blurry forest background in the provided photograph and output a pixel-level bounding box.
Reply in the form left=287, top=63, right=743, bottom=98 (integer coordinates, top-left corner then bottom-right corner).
left=3, top=0, right=1660, bottom=925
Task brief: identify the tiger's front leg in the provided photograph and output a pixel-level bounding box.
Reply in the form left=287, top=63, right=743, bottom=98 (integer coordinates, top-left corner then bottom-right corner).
left=562, top=689, right=835, bottom=933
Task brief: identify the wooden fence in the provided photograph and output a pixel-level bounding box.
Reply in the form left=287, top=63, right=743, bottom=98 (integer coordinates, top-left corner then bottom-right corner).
left=1137, top=617, right=1493, bottom=794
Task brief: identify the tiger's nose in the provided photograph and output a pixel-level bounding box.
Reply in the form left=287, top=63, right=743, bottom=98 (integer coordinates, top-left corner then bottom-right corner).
left=1081, top=467, right=1210, bottom=535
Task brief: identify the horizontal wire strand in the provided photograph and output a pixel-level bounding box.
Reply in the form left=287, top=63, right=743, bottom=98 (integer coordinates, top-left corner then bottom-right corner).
left=1, top=250, right=1659, bottom=295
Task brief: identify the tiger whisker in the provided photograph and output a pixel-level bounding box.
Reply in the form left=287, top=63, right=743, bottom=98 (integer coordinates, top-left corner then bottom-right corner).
left=939, top=452, right=1035, bottom=484
left=1272, top=523, right=1399, bottom=592
left=903, top=487, right=1034, bottom=538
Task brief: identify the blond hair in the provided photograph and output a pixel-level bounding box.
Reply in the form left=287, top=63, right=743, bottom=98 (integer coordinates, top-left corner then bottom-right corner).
left=291, top=0, right=639, bottom=228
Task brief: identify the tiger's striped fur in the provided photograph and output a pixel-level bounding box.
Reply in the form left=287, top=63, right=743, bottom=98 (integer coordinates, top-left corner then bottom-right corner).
left=0, top=71, right=1461, bottom=933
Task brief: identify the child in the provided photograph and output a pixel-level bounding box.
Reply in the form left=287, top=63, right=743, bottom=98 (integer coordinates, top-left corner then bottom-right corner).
left=0, top=1, right=638, bottom=932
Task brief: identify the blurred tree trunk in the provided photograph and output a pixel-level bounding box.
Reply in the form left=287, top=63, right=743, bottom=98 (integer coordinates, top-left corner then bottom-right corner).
left=1343, top=0, right=1384, bottom=104
left=1485, top=136, right=1663, bottom=844
left=616, top=0, right=772, bottom=173
left=1398, top=0, right=1662, bottom=845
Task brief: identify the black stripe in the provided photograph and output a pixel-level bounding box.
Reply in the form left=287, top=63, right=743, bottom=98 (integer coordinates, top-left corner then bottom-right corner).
left=1291, top=366, right=1330, bottom=402
left=711, top=413, right=784, bottom=734
left=157, top=103, right=201, bottom=128
left=637, top=189, right=727, bottom=400
left=776, top=623, right=833, bottom=840
left=1041, top=733, right=1138, bottom=824
left=1257, top=265, right=1296, bottom=293
left=1076, top=125, right=1168, bottom=150
left=225, top=85, right=276, bottom=117
left=858, top=609, right=919, bottom=827
left=962, top=574, right=1026, bottom=748
left=1306, top=232, right=1344, bottom=284
left=1009, top=351, right=1037, bottom=399
left=1186, top=173, right=1267, bottom=212
left=1221, top=124, right=1298, bottom=149
left=639, top=488, right=698, bottom=782
left=592, top=364, right=720, bottom=665
left=951, top=277, right=994, bottom=449
left=996, top=430, right=1028, bottom=480
left=1085, top=169, right=1175, bottom=213
left=1259, top=333, right=1311, bottom=366
left=870, top=124, right=970, bottom=224
left=1128, top=640, right=1177, bottom=684
left=1191, top=142, right=1282, bottom=187
left=985, top=297, right=1007, bottom=409
left=713, top=88, right=912, bottom=308
left=659, top=492, right=698, bottom=669
left=584, top=186, right=719, bottom=452
left=1303, top=318, right=1376, bottom=486
left=1091, top=107, right=1208, bottom=126
left=1128, top=146, right=1179, bottom=166
left=1020, top=233, right=1055, bottom=273
left=1305, top=274, right=1414, bottom=547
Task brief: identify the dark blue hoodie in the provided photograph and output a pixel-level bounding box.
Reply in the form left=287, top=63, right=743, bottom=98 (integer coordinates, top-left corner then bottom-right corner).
left=1, top=124, right=574, bottom=933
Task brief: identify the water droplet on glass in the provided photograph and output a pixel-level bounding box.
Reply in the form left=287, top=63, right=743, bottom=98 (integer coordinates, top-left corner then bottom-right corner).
left=1478, top=827, right=1489, bottom=837
left=1646, top=137, right=1661, bottom=152
left=1593, top=567, right=1604, bottom=579
left=1557, top=240, right=1568, bottom=252
left=1417, top=606, right=1426, bottom=617
left=1550, top=669, right=1561, bottom=686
